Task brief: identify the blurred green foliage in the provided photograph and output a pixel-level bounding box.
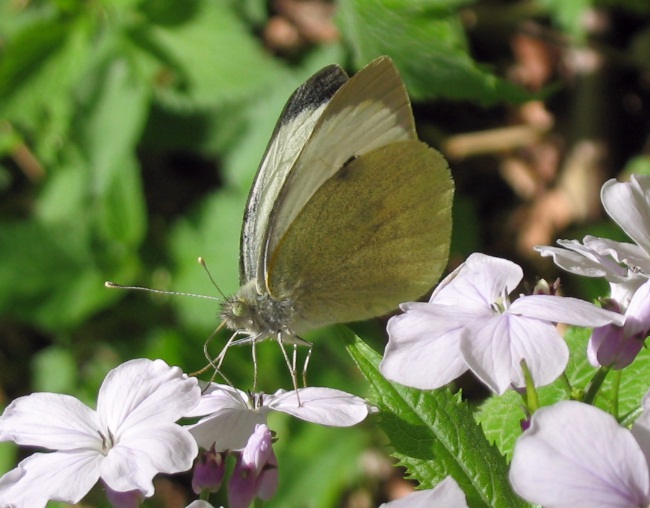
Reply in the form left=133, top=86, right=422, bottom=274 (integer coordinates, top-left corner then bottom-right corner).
left=1, top=0, right=650, bottom=506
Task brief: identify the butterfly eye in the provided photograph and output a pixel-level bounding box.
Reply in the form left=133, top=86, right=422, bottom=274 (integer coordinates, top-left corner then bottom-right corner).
left=231, top=301, right=248, bottom=317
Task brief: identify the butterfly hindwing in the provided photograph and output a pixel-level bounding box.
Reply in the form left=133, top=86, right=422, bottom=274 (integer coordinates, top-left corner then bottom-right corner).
left=267, top=140, right=454, bottom=331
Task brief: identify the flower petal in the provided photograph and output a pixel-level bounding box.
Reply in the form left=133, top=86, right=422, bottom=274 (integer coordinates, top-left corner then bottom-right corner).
left=0, top=393, right=100, bottom=451
left=101, top=423, right=197, bottom=496
left=380, top=477, right=468, bottom=508
left=510, top=294, right=624, bottom=327
left=431, top=253, right=522, bottom=309
left=510, top=401, right=650, bottom=508
left=381, top=307, right=470, bottom=390
left=97, top=359, right=200, bottom=434
left=0, top=450, right=102, bottom=508
left=535, top=242, right=613, bottom=278
left=462, top=315, right=568, bottom=394
left=267, top=387, right=371, bottom=426
left=185, top=384, right=249, bottom=418
left=602, top=175, right=650, bottom=256
left=186, top=405, right=266, bottom=452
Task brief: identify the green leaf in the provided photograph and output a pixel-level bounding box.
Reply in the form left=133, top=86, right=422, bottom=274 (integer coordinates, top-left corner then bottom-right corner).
left=145, top=1, right=283, bottom=109
left=343, top=328, right=527, bottom=508
left=168, top=189, right=244, bottom=332
left=336, top=0, right=530, bottom=105
left=0, top=218, right=111, bottom=331
left=0, top=15, right=90, bottom=130
left=74, top=57, right=149, bottom=248
left=477, top=326, right=650, bottom=459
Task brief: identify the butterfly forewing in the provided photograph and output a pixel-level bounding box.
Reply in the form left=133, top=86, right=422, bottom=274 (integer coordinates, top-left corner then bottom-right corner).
left=262, top=57, right=417, bottom=294
left=240, top=65, right=349, bottom=288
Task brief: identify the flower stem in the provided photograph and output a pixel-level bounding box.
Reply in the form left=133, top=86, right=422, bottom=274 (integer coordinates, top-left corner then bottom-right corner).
left=610, top=369, right=622, bottom=419
left=583, top=366, right=610, bottom=405
left=520, top=359, right=539, bottom=412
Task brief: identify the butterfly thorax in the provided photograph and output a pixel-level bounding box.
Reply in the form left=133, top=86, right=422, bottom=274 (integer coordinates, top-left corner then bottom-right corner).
left=220, top=280, right=297, bottom=342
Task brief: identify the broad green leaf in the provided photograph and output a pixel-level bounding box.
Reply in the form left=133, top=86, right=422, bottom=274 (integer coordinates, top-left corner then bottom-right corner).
left=0, top=219, right=110, bottom=331
left=477, top=326, right=650, bottom=458
left=343, top=328, right=527, bottom=508
left=0, top=15, right=90, bottom=131
left=168, top=189, right=243, bottom=332
left=336, top=0, right=530, bottom=104
left=146, top=1, right=283, bottom=109
left=75, top=57, right=149, bottom=248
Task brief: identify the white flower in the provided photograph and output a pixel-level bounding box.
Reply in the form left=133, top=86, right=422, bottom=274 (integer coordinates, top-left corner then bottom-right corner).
left=186, top=384, right=373, bottom=451
left=0, top=359, right=201, bottom=508
left=379, top=477, right=468, bottom=507
left=381, top=253, right=624, bottom=394
left=510, top=398, right=650, bottom=507
left=536, top=175, right=650, bottom=308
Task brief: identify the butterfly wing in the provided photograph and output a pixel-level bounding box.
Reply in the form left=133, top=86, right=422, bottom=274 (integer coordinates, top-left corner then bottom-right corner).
left=240, top=65, right=349, bottom=288
left=261, top=56, right=417, bottom=292
left=267, top=140, right=453, bottom=331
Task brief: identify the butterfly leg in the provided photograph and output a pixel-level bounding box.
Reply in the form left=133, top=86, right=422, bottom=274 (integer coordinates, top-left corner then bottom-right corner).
left=301, top=342, right=314, bottom=388
left=251, top=339, right=258, bottom=393
left=276, top=334, right=302, bottom=405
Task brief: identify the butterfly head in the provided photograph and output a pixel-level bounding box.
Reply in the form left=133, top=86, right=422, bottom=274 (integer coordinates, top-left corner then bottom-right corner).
left=219, top=280, right=298, bottom=341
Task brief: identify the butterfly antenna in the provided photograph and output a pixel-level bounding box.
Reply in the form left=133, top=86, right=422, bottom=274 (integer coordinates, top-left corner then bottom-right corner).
left=198, top=257, right=228, bottom=299
left=105, top=281, right=219, bottom=301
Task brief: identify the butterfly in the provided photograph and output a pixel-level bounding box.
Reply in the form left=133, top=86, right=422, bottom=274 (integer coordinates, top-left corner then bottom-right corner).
left=216, top=56, right=454, bottom=385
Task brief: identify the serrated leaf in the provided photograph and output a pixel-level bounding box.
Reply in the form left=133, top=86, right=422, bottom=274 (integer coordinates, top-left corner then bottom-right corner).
left=336, top=0, right=530, bottom=105
left=342, top=328, right=527, bottom=508
left=477, top=326, right=650, bottom=459
left=74, top=57, right=149, bottom=247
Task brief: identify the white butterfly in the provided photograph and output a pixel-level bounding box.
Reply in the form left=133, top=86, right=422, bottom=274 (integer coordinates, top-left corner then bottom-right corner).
left=215, top=56, right=454, bottom=383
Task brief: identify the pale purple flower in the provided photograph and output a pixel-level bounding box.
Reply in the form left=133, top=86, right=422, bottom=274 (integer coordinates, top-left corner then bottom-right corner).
left=510, top=398, right=650, bottom=507
left=186, top=384, right=373, bottom=451
left=536, top=175, right=650, bottom=308
left=192, top=445, right=226, bottom=494
left=381, top=253, right=624, bottom=394
left=0, top=359, right=201, bottom=508
left=228, top=424, right=278, bottom=508
left=379, top=477, right=468, bottom=507
left=588, top=278, right=650, bottom=368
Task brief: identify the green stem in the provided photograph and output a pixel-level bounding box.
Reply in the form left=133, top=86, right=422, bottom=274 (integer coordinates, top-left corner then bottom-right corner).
left=520, top=359, right=539, bottom=412
left=610, top=369, right=622, bottom=419
left=583, top=366, right=610, bottom=405
left=560, top=372, right=573, bottom=394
